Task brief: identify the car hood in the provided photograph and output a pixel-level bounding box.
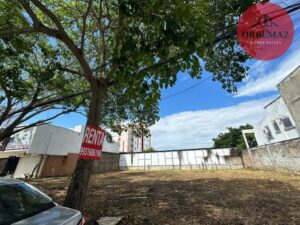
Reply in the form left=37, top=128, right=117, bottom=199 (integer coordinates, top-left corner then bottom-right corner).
left=12, top=205, right=82, bottom=225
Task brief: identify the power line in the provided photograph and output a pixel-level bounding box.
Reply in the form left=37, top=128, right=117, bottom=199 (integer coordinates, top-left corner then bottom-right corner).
left=161, top=77, right=210, bottom=100
left=159, top=2, right=300, bottom=101
left=291, top=10, right=300, bottom=16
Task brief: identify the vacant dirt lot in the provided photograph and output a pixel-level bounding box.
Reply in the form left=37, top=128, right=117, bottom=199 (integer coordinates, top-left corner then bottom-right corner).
left=29, top=169, right=300, bottom=225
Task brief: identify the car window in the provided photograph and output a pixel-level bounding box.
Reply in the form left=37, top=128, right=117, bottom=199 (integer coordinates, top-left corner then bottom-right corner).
left=0, top=182, right=55, bottom=225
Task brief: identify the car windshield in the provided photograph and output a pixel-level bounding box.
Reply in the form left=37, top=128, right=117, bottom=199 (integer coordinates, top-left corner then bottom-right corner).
left=0, top=182, right=55, bottom=225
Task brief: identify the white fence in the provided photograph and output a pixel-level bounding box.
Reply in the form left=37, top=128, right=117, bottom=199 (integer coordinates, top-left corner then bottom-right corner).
left=119, top=148, right=243, bottom=170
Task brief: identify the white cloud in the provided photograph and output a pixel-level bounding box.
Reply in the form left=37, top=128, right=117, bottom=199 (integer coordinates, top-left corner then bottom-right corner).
left=150, top=97, right=274, bottom=150
left=235, top=14, right=300, bottom=98
left=235, top=48, right=300, bottom=97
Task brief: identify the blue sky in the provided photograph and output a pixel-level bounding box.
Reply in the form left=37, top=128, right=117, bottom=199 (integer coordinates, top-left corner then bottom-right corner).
left=43, top=1, right=300, bottom=150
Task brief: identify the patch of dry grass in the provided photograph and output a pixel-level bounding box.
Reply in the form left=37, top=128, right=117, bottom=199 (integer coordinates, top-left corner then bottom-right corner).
left=29, top=169, right=300, bottom=225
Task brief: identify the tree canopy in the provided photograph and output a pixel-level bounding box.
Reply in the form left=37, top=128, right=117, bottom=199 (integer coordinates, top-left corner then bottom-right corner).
left=0, top=33, right=88, bottom=141
left=0, top=0, right=253, bottom=95
left=212, top=124, right=257, bottom=154
left=0, top=0, right=261, bottom=210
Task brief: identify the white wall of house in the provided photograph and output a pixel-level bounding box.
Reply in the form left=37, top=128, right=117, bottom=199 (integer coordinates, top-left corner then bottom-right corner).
left=13, top=155, right=41, bottom=178
left=278, top=66, right=300, bottom=133
left=254, top=96, right=300, bottom=146
left=102, top=139, right=119, bottom=153
left=4, top=124, right=119, bottom=156
left=29, top=124, right=83, bottom=156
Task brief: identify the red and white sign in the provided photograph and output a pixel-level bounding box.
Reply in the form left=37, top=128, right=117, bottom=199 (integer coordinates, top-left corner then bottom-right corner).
left=79, top=124, right=105, bottom=160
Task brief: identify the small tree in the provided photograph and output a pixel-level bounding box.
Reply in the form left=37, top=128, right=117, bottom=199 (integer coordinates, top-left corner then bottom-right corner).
left=213, top=124, right=257, bottom=154
left=144, top=147, right=154, bottom=152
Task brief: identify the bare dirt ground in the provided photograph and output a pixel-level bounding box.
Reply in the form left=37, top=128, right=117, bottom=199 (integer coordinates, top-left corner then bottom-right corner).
left=29, top=169, right=300, bottom=225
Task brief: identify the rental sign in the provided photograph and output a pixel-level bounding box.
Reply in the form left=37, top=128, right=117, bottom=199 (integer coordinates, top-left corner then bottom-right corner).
left=79, top=125, right=105, bottom=160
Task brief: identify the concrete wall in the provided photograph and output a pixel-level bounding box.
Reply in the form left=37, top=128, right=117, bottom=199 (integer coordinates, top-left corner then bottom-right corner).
left=39, top=153, right=79, bottom=178
left=120, top=148, right=244, bottom=170
left=242, top=138, right=300, bottom=172
left=93, top=152, right=120, bottom=173
left=39, top=152, right=120, bottom=177
left=254, top=96, right=299, bottom=146
left=14, top=155, right=41, bottom=178
left=0, top=150, right=26, bottom=159
left=278, top=66, right=300, bottom=133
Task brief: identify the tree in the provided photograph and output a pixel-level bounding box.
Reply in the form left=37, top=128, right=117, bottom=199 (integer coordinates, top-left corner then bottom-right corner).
left=1, top=0, right=263, bottom=209
left=212, top=124, right=257, bottom=154
left=144, top=147, right=154, bottom=153
left=0, top=33, right=87, bottom=142
left=0, top=3, right=157, bottom=144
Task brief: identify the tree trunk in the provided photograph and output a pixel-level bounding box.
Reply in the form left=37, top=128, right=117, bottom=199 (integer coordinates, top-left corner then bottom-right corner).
left=64, top=81, right=107, bottom=210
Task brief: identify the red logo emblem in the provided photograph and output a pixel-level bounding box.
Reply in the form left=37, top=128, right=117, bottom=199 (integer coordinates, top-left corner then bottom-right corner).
left=237, top=3, right=294, bottom=60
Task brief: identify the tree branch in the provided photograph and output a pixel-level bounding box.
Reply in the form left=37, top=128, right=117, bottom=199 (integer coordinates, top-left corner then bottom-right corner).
left=30, top=0, right=66, bottom=32
left=0, top=97, right=13, bottom=126
left=0, top=87, right=41, bottom=140
left=0, top=83, right=14, bottom=126
left=0, top=108, right=77, bottom=141
left=80, top=0, right=93, bottom=52
left=59, top=67, right=85, bottom=76
left=19, top=106, right=53, bottom=124
left=6, top=90, right=90, bottom=118
left=17, top=0, right=96, bottom=84
left=17, top=0, right=60, bottom=36
left=0, top=27, right=37, bottom=36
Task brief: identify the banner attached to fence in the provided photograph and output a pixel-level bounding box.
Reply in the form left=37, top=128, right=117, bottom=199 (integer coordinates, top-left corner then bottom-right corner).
left=79, top=124, right=105, bottom=160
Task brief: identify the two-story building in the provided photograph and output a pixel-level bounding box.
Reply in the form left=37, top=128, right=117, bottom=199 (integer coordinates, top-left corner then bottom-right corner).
left=253, top=67, right=300, bottom=146
left=278, top=66, right=300, bottom=133
left=254, top=96, right=300, bottom=146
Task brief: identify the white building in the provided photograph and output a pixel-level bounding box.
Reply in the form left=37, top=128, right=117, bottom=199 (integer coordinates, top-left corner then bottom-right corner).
left=0, top=124, right=84, bottom=178
left=278, top=66, right=300, bottom=133
left=0, top=124, right=119, bottom=178
left=254, top=96, right=300, bottom=146
left=118, top=126, right=151, bottom=153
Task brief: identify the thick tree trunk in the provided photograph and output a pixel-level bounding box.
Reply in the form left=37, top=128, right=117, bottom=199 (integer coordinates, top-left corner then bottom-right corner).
left=64, top=81, right=107, bottom=210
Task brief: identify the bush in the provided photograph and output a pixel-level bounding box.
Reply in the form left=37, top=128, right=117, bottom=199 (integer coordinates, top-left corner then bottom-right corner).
left=144, top=147, right=154, bottom=152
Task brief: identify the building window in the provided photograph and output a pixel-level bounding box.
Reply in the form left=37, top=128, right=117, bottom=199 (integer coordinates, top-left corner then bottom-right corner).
left=264, top=126, right=274, bottom=141
left=272, top=120, right=281, bottom=134
left=281, top=117, right=294, bottom=130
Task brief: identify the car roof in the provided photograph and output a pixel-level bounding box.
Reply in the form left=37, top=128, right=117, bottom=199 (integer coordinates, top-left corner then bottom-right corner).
left=0, top=177, right=23, bottom=185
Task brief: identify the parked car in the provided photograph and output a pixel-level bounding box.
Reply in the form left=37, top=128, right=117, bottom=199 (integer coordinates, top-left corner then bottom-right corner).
left=0, top=177, right=85, bottom=225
